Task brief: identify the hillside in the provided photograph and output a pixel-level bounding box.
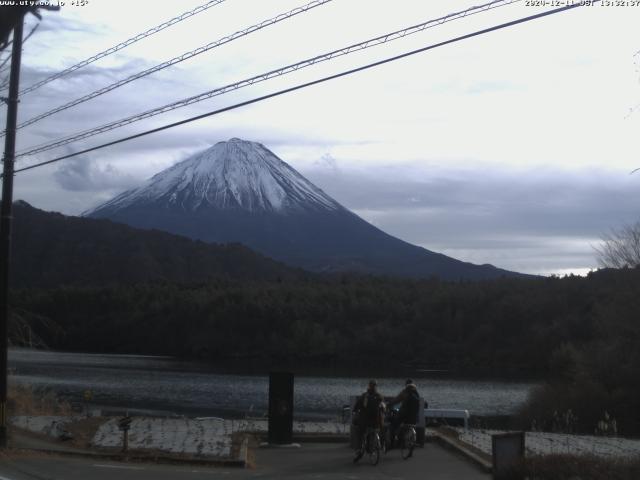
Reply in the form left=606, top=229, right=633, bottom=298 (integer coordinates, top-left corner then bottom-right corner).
left=11, top=201, right=301, bottom=288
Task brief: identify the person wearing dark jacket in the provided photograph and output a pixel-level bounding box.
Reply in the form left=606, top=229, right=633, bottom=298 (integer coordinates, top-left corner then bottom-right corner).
left=387, top=379, right=420, bottom=448
left=352, top=379, right=385, bottom=460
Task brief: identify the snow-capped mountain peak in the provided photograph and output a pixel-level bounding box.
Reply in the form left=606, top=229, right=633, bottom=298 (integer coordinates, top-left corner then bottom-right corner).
left=85, top=138, right=521, bottom=280
left=86, top=138, right=342, bottom=215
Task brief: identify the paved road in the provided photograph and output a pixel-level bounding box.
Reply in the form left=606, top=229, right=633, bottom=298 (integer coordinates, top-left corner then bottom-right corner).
left=0, top=443, right=490, bottom=480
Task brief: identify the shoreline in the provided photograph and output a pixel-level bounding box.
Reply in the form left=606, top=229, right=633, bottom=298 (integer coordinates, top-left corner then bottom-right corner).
left=8, top=348, right=535, bottom=421
left=9, top=346, right=544, bottom=382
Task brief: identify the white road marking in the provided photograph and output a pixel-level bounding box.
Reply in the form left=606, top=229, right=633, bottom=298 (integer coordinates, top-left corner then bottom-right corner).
left=0, top=475, right=17, bottom=480
left=92, top=464, right=145, bottom=471
left=189, top=471, right=230, bottom=475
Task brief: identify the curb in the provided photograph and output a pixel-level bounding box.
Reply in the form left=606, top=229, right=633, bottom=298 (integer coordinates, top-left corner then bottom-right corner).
left=9, top=430, right=251, bottom=469
left=247, top=432, right=349, bottom=444
left=10, top=445, right=248, bottom=468
left=292, top=434, right=348, bottom=444
left=433, top=431, right=493, bottom=473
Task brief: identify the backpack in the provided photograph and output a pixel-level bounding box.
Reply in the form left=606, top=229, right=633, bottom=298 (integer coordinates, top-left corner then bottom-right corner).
left=402, top=389, right=420, bottom=423
left=363, top=391, right=382, bottom=418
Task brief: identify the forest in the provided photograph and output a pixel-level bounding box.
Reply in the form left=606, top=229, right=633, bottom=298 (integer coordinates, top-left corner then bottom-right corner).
left=10, top=266, right=640, bottom=434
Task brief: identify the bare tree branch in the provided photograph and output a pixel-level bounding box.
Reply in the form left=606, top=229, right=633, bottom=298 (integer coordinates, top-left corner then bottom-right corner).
left=595, top=221, right=640, bottom=268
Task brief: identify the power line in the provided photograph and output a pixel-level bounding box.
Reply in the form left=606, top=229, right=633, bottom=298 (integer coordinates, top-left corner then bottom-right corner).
left=8, top=0, right=333, bottom=134
left=16, top=0, right=522, bottom=158
left=10, top=3, right=585, bottom=177
left=18, top=0, right=227, bottom=96
left=0, top=54, right=12, bottom=74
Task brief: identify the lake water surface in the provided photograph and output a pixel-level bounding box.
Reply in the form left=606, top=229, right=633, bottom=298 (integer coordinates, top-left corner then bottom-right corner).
left=9, top=349, right=536, bottom=420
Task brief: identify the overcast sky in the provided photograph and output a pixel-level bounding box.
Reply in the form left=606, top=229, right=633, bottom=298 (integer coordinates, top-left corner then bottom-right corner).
left=3, top=0, right=640, bottom=275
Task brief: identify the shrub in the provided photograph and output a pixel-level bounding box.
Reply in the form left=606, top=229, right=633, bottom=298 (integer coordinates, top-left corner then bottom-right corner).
left=514, top=454, right=640, bottom=480
left=7, top=383, right=71, bottom=416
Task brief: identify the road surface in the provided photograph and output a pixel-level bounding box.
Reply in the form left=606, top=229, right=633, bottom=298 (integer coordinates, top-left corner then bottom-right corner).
left=0, top=442, right=490, bottom=479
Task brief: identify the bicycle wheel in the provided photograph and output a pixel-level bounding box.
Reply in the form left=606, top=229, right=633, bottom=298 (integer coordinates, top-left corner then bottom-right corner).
left=353, top=433, right=365, bottom=463
left=353, top=448, right=363, bottom=463
left=400, top=428, right=416, bottom=460
left=381, top=429, right=388, bottom=454
left=367, top=431, right=380, bottom=466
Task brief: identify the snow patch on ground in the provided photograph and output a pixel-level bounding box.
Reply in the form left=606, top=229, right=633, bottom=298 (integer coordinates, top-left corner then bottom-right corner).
left=92, top=417, right=233, bottom=457
left=455, top=428, right=640, bottom=459
left=232, top=419, right=348, bottom=435
left=91, top=418, right=348, bottom=458
left=12, top=414, right=349, bottom=459
left=11, top=416, right=76, bottom=439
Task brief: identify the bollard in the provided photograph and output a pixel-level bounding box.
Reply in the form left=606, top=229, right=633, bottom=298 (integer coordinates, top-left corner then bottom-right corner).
left=83, top=390, right=93, bottom=417
left=122, top=429, right=128, bottom=453
left=268, top=372, right=294, bottom=445
left=118, top=415, right=132, bottom=453
left=492, top=431, right=525, bottom=480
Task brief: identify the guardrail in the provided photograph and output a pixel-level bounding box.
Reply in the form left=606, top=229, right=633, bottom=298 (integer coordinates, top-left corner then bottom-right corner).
left=425, top=408, right=470, bottom=430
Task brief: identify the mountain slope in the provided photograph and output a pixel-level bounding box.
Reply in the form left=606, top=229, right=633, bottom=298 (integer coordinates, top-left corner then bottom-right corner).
left=86, top=138, right=522, bottom=280
left=12, top=201, right=300, bottom=288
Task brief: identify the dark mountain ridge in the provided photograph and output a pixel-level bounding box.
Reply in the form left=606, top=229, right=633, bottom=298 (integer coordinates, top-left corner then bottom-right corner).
left=11, top=200, right=300, bottom=288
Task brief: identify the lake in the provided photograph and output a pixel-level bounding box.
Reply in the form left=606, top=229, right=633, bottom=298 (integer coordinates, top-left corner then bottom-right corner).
left=8, top=349, right=536, bottom=420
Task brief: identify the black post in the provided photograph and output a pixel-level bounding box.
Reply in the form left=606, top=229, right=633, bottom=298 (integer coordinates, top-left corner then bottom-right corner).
left=0, top=14, right=25, bottom=448
left=268, top=372, right=294, bottom=445
left=492, top=431, right=525, bottom=479
left=122, top=429, right=129, bottom=453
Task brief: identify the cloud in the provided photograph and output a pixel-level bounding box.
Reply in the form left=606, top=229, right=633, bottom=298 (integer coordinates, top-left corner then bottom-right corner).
left=313, top=153, right=339, bottom=171
left=301, top=162, right=640, bottom=274
left=465, top=81, right=521, bottom=95
left=53, top=156, right=138, bottom=192
left=34, top=15, right=109, bottom=35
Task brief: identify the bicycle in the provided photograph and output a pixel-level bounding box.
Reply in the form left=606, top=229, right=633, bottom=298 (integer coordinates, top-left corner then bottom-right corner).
left=384, top=408, right=416, bottom=459
left=399, top=423, right=417, bottom=460
left=353, top=426, right=381, bottom=465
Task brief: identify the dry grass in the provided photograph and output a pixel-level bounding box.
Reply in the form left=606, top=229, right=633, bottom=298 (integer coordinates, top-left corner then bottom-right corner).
left=241, top=433, right=261, bottom=469
left=64, top=417, right=107, bottom=449
left=7, top=384, right=72, bottom=416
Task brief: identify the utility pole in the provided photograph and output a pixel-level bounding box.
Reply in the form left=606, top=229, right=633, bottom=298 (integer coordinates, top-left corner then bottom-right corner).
left=0, top=12, right=24, bottom=448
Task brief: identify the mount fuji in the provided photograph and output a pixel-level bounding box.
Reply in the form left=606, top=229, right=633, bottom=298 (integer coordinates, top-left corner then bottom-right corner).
left=85, top=138, right=519, bottom=280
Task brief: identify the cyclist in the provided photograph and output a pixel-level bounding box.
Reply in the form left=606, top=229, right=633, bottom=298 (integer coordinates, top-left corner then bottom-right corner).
left=352, top=379, right=385, bottom=461
left=387, top=379, right=420, bottom=451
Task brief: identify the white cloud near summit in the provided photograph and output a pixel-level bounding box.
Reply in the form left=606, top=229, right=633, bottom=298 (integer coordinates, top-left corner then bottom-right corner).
left=53, top=157, right=138, bottom=192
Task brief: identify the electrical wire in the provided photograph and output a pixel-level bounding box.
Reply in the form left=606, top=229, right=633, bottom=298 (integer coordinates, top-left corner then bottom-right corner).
left=18, top=0, right=228, bottom=96
left=10, top=3, right=585, bottom=176
left=0, top=54, right=12, bottom=74
left=8, top=0, right=333, bottom=134
left=16, top=0, right=522, bottom=158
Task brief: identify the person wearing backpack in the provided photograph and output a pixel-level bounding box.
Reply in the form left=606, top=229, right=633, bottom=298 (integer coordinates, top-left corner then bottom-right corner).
left=387, top=379, right=420, bottom=448
left=352, top=379, right=385, bottom=460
